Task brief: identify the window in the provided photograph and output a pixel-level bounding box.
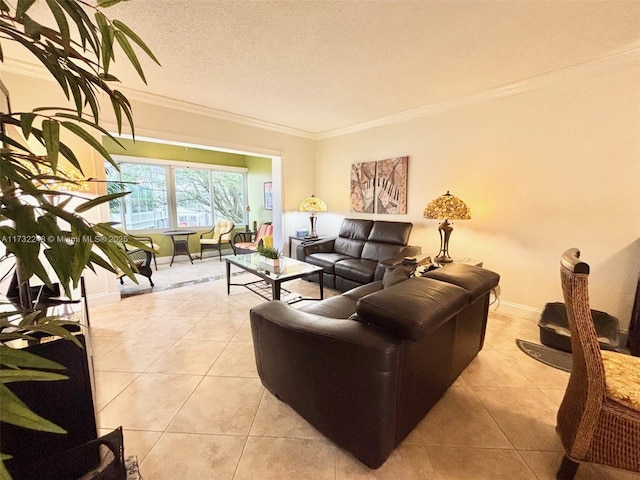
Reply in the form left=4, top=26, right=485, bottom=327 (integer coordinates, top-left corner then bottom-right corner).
left=107, top=158, right=247, bottom=232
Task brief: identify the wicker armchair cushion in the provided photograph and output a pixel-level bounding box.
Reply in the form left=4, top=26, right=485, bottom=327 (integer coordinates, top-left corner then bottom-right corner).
left=601, top=350, right=640, bottom=411
left=201, top=219, right=235, bottom=244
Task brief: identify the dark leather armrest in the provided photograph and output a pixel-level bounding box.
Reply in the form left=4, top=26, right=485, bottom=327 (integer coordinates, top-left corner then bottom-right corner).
left=249, top=300, right=402, bottom=468
left=250, top=301, right=400, bottom=352
left=297, top=237, right=336, bottom=261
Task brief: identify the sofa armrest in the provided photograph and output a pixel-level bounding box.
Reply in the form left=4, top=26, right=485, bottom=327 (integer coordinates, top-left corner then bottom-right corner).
left=297, top=237, right=336, bottom=261
left=249, top=300, right=402, bottom=468
left=374, top=245, right=423, bottom=280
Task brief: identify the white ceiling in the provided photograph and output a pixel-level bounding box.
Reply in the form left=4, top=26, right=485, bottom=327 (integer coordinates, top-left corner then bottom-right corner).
left=8, top=1, right=640, bottom=136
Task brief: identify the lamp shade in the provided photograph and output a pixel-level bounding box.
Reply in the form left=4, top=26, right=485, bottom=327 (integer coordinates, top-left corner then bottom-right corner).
left=423, top=191, right=471, bottom=220
left=299, top=194, right=327, bottom=213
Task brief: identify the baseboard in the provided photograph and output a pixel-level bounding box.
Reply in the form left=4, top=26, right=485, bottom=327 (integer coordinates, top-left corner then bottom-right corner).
left=494, top=300, right=542, bottom=322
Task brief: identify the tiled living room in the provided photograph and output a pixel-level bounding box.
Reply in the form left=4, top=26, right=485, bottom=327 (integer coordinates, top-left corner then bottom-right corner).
left=88, top=257, right=639, bottom=479
left=1, top=1, right=639, bottom=480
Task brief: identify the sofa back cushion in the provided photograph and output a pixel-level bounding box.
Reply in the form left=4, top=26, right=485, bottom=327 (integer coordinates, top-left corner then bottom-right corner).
left=356, top=277, right=469, bottom=341
left=361, top=242, right=406, bottom=262
left=334, top=219, right=374, bottom=258
left=368, top=221, right=412, bottom=246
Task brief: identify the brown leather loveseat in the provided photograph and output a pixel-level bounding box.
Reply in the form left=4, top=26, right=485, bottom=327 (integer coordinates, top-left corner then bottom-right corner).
left=297, top=218, right=422, bottom=291
left=249, top=263, right=500, bottom=468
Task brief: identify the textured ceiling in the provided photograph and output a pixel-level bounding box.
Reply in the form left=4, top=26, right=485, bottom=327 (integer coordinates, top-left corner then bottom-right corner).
left=8, top=1, right=640, bottom=135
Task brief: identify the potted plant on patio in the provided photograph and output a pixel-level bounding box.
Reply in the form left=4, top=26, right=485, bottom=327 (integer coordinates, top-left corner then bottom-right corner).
left=0, top=0, right=159, bottom=476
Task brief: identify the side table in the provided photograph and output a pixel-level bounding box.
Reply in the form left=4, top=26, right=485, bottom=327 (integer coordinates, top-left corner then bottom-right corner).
left=163, top=229, right=197, bottom=266
left=288, top=235, right=325, bottom=259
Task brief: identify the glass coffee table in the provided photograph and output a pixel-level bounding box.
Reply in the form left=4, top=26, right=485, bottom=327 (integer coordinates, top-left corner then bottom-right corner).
left=225, top=254, right=323, bottom=303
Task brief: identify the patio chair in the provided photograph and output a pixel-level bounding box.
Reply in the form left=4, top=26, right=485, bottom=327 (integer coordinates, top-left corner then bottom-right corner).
left=127, top=234, right=160, bottom=270
left=556, top=248, right=640, bottom=479
left=199, top=219, right=235, bottom=260
left=118, top=247, right=154, bottom=287
left=232, top=222, right=273, bottom=255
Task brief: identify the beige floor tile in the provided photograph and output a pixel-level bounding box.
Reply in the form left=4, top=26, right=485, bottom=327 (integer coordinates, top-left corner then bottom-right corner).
left=250, top=391, right=325, bottom=440
left=140, top=432, right=246, bottom=480
left=121, top=429, right=162, bottom=463
left=133, top=315, right=203, bottom=340
left=417, top=384, right=513, bottom=448
left=335, top=443, right=436, bottom=479
left=426, top=445, right=538, bottom=479
left=234, top=437, right=335, bottom=480
left=501, top=349, right=570, bottom=390
left=90, top=336, right=124, bottom=359
left=540, top=388, right=568, bottom=406
left=461, top=349, right=534, bottom=388
left=168, top=376, right=263, bottom=435
left=93, top=337, right=178, bottom=372
left=472, top=386, right=564, bottom=451
left=94, top=370, right=140, bottom=411
left=208, top=341, right=259, bottom=377
left=146, top=339, right=227, bottom=375
left=98, top=373, right=201, bottom=431
left=231, top=320, right=254, bottom=342
left=183, top=316, right=245, bottom=341
left=519, top=450, right=567, bottom=480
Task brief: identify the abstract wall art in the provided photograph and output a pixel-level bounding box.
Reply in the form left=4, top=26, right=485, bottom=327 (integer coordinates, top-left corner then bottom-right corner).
left=350, top=156, right=408, bottom=214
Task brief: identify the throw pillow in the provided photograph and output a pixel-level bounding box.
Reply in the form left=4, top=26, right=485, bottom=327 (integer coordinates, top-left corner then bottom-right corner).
left=382, top=266, right=412, bottom=288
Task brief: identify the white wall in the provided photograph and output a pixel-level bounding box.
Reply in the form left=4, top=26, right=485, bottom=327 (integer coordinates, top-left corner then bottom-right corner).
left=315, top=62, right=640, bottom=328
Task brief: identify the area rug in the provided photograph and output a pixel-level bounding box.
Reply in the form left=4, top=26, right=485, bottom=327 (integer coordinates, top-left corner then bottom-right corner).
left=516, top=339, right=572, bottom=372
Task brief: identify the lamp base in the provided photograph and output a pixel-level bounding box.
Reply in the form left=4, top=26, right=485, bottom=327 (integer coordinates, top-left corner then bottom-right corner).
left=434, top=254, right=453, bottom=264
left=309, top=214, right=318, bottom=238
left=435, top=220, right=454, bottom=264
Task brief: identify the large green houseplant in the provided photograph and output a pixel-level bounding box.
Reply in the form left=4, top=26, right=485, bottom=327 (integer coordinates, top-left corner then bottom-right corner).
left=0, top=0, right=159, bottom=476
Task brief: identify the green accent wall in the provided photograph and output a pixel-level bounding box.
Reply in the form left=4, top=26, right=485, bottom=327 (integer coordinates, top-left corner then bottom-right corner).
left=103, top=137, right=247, bottom=167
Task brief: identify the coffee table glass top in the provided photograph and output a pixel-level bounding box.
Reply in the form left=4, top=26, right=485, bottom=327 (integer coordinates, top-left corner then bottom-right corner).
left=226, top=254, right=321, bottom=279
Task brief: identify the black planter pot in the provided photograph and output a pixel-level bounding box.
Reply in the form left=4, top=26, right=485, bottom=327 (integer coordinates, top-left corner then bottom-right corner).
left=1, top=334, right=98, bottom=478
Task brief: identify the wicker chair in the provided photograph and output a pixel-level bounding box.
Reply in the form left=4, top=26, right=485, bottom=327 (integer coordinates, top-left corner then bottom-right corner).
left=128, top=234, right=160, bottom=270
left=199, top=219, right=235, bottom=260
left=556, top=248, right=640, bottom=479
left=118, top=248, right=154, bottom=287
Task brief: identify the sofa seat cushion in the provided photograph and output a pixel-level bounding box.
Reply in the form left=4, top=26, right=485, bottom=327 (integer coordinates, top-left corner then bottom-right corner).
left=335, top=258, right=378, bottom=284
left=356, top=277, right=469, bottom=341
left=306, top=253, right=353, bottom=274
left=424, top=263, right=500, bottom=301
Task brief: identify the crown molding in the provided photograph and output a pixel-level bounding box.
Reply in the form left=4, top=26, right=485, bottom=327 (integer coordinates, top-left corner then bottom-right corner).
left=3, top=45, right=639, bottom=141
left=316, top=45, right=640, bottom=139
left=114, top=87, right=318, bottom=140
left=0, top=57, right=316, bottom=140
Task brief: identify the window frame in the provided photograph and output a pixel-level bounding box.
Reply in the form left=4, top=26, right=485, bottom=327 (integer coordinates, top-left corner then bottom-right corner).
left=109, top=155, right=248, bottom=233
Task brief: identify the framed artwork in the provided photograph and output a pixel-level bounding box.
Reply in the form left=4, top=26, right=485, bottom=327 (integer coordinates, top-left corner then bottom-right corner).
left=375, top=156, right=408, bottom=214
left=350, top=156, right=408, bottom=214
left=350, top=161, right=376, bottom=213
left=263, top=182, right=273, bottom=210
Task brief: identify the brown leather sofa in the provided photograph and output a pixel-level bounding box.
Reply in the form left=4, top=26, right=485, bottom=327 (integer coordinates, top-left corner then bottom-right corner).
left=249, top=263, right=500, bottom=468
left=296, top=218, right=421, bottom=291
